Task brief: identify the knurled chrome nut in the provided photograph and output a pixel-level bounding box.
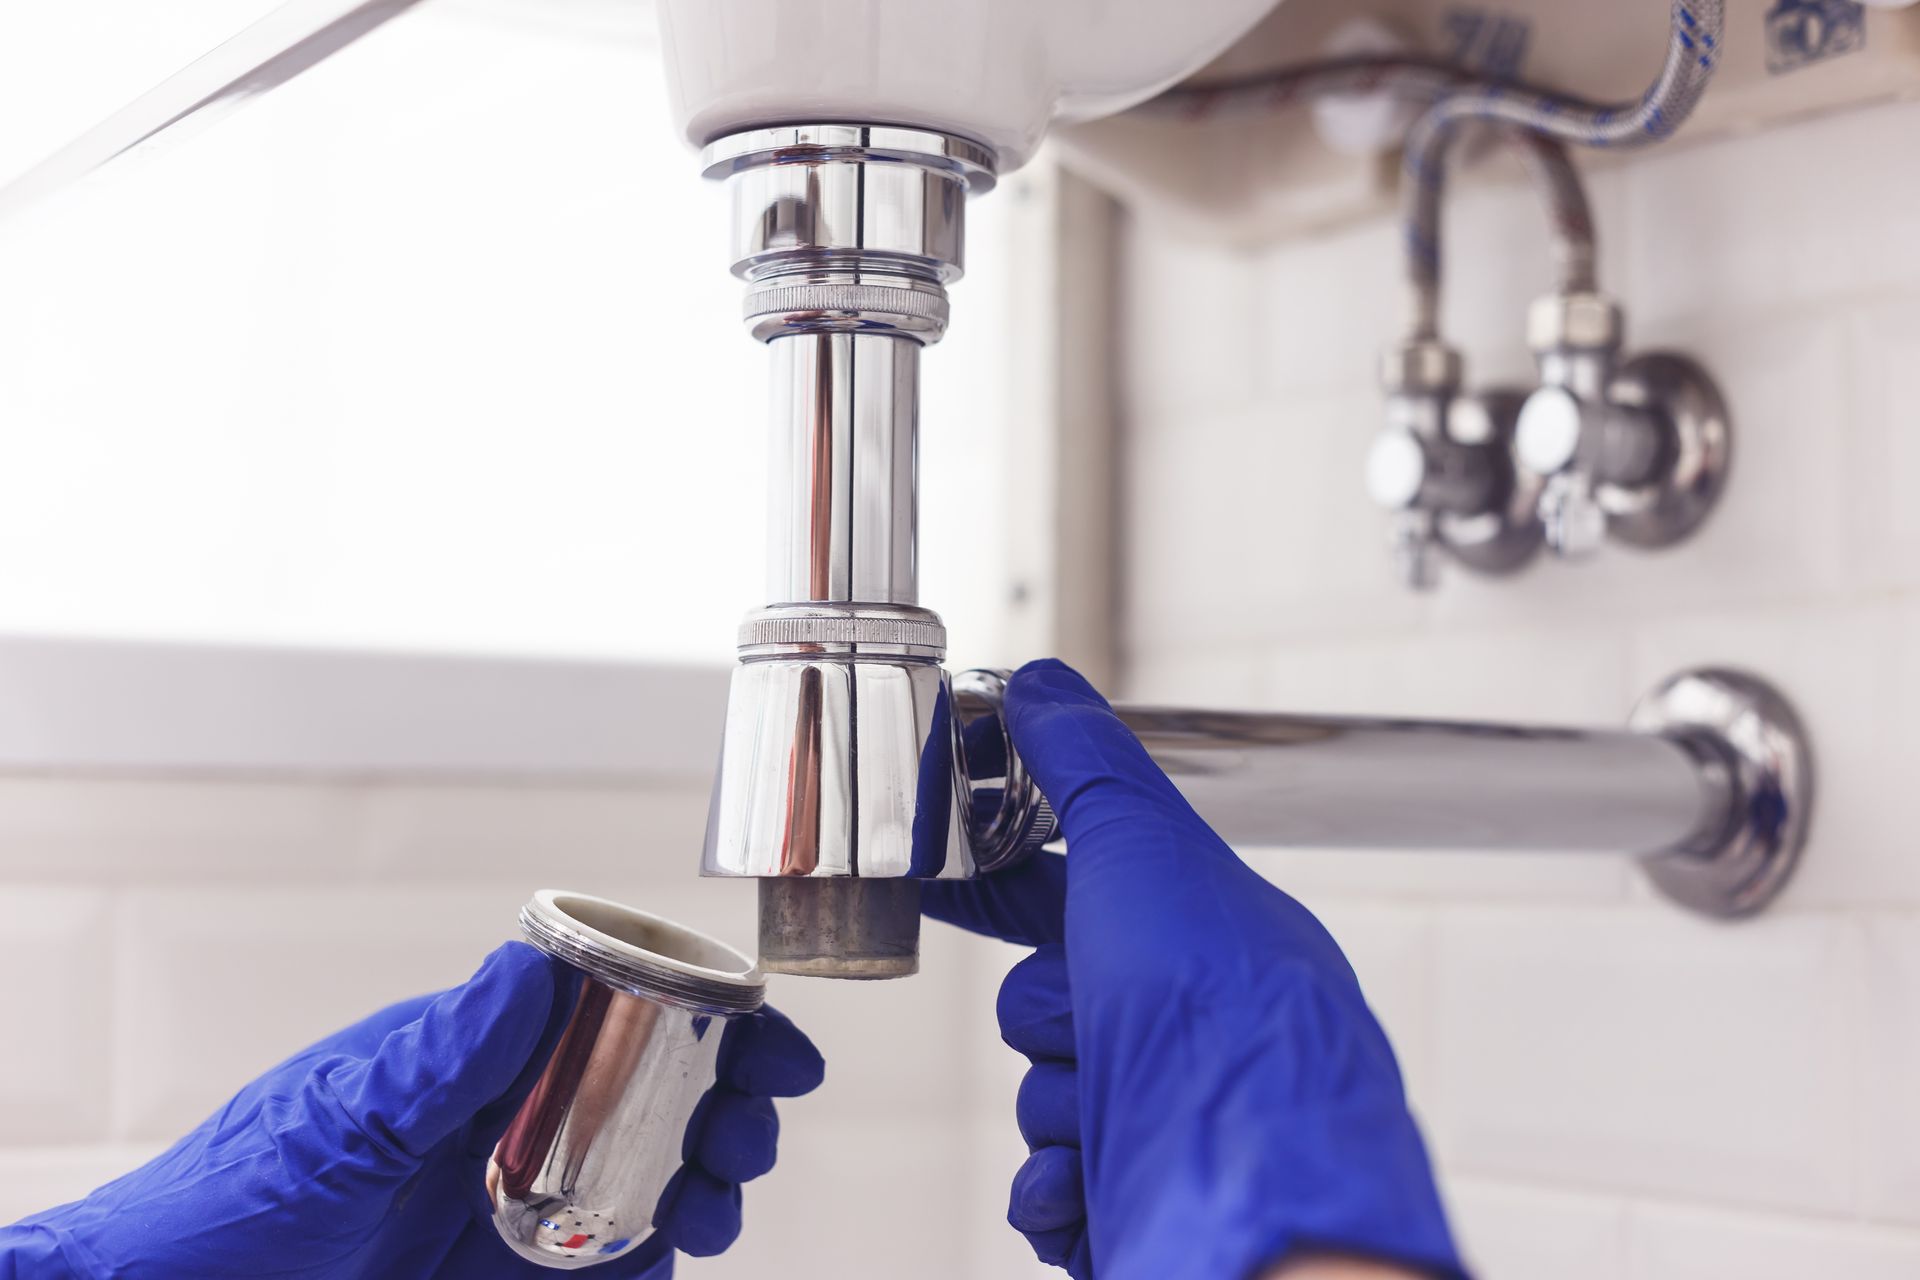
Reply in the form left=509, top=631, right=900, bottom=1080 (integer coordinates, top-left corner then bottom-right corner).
left=744, top=280, right=951, bottom=344
left=737, top=604, right=948, bottom=660
left=1380, top=341, right=1462, bottom=395
left=1528, top=292, right=1624, bottom=354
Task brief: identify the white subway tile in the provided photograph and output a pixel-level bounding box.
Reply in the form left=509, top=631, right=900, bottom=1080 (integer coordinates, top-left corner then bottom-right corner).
left=1629, top=603, right=1920, bottom=907
left=1254, top=217, right=1401, bottom=396
left=1123, top=403, right=1289, bottom=652
left=681, top=1114, right=973, bottom=1280
left=964, top=1109, right=1072, bottom=1280
left=1122, top=393, right=1429, bottom=653
left=1624, top=101, right=1920, bottom=329
left=1862, top=913, right=1920, bottom=1225
left=1432, top=907, right=1860, bottom=1213
left=1259, top=623, right=1631, bottom=723
left=942, top=927, right=1034, bottom=1115
left=0, top=777, right=365, bottom=882
left=1120, top=220, right=1266, bottom=422
left=1846, top=299, right=1920, bottom=595
left=0, top=890, right=113, bottom=1144
left=1628, top=1204, right=1920, bottom=1280
left=1243, top=846, right=1631, bottom=907
left=1445, top=1177, right=1628, bottom=1280
left=359, top=781, right=710, bottom=885
left=1120, top=644, right=1271, bottom=707
left=0, top=1143, right=165, bottom=1225
left=112, top=884, right=530, bottom=1140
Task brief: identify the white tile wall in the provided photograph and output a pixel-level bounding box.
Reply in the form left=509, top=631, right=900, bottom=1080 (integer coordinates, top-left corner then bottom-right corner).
left=1433, top=907, right=1860, bottom=1213
left=1446, top=1178, right=1629, bottom=1280
left=0, top=777, right=363, bottom=882
left=0, top=890, right=112, bottom=1146
left=1118, top=98, right=1920, bottom=1274
left=1848, top=300, right=1920, bottom=592
left=1626, top=1204, right=1920, bottom=1280
left=111, top=883, right=535, bottom=1140
left=1861, top=913, right=1920, bottom=1227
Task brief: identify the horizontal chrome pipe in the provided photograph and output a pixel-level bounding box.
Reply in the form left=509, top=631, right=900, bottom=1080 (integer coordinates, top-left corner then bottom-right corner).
left=958, top=666, right=1813, bottom=921
left=1118, top=706, right=1723, bottom=856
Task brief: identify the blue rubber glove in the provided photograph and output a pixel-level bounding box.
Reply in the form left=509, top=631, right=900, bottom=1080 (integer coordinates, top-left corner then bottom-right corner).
left=0, top=942, right=822, bottom=1280
left=928, top=660, right=1466, bottom=1280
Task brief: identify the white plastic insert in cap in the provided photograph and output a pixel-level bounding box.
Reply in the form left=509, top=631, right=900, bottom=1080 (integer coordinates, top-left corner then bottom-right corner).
left=518, top=889, right=764, bottom=1016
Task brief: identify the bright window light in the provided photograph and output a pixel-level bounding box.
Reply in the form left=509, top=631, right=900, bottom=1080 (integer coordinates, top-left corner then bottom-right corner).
left=0, top=1, right=1015, bottom=665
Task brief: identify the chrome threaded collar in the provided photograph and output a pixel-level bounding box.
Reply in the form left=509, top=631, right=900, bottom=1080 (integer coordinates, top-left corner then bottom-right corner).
left=737, top=603, right=947, bottom=661
left=698, top=124, right=997, bottom=193
left=703, top=123, right=996, bottom=347
left=744, top=279, right=951, bottom=343
left=520, top=891, right=764, bottom=1017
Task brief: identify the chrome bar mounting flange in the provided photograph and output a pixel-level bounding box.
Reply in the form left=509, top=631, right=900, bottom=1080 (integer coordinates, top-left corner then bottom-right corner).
left=1518, top=293, right=1733, bottom=559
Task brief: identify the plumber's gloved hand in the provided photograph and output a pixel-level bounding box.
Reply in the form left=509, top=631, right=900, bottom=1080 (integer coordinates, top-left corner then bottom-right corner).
left=0, top=942, right=821, bottom=1280
left=926, top=660, right=1466, bottom=1280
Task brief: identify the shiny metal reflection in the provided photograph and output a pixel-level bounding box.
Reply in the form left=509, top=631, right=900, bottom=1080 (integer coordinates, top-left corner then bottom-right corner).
left=489, top=890, right=763, bottom=1270
left=704, top=638, right=968, bottom=883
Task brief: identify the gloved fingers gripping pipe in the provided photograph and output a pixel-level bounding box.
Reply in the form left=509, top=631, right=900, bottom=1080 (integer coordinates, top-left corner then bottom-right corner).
left=954, top=665, right=1813, bottom=921
left=1403, top=0, right=1725, bottom=337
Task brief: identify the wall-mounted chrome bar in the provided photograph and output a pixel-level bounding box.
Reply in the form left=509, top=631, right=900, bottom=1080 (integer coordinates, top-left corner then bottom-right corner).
left=1121, top=706, right=1726, bottom=855
left=958, top=666, right=1812, bottom=922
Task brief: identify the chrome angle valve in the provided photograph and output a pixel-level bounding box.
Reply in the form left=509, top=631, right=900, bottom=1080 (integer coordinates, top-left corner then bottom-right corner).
left=1366, top=340, right=1544, bottom=590
left=1515, top=292, right=1732, bottom=559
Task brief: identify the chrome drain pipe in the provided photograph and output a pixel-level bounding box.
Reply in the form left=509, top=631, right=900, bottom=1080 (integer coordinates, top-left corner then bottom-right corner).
left=699, top=126, right=997, bottom=979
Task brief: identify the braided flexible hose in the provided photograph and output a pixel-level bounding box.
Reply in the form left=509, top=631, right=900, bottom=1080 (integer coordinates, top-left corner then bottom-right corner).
left=1137, top=54, right=1601, bottom=333
left=1402, top=0, right=1725, bottom=335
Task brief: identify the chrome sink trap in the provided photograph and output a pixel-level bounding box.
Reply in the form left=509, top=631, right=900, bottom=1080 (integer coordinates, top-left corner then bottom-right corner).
left=488, top=891, right=762, bottom=1270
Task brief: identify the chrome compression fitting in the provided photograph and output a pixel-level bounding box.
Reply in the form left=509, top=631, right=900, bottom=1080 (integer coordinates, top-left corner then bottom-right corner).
left=1359, top=1, right=1729, bottom=589
left=1516, top=292, right=1732, bottom=559
left=1367, top=340, right=1543, bottom=590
